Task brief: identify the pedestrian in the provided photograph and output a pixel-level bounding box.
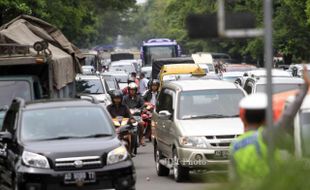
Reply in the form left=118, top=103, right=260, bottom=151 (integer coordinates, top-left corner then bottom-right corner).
left=229, top=65, right=310, bottom=183
left=139, top=73, right=149, bottom=95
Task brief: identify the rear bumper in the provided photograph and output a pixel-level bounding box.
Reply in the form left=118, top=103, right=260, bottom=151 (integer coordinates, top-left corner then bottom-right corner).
left=16, top=160, right=135, bottom=190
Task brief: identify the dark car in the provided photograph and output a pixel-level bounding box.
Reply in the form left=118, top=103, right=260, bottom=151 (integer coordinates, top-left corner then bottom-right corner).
left=0, top=97, right=136, bottom=190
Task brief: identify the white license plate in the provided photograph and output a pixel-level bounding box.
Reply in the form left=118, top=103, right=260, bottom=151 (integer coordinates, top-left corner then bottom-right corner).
left=64, top=172, right=96, bottom=184
left=214, top=150, right=229, bottom=159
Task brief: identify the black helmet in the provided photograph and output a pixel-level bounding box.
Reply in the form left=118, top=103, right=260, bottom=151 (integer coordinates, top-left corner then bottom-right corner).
left=110, top=90, right=123, bottom=100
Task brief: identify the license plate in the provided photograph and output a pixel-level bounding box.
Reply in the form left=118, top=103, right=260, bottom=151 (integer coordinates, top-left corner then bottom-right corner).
left=64, top=172, right=96, bottom=184
left=214, top=150, right=229, bottom=159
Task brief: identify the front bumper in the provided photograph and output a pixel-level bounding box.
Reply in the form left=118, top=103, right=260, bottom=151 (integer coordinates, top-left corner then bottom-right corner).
left=177, top=147, right=229, bottom=170
left=16, top=160, right=136, bottom=190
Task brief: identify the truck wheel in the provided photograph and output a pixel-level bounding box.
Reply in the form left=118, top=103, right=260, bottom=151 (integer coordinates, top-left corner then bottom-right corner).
left=173, top=149, right=189, bottom=182
left=155, top=146, right=170, bottom=176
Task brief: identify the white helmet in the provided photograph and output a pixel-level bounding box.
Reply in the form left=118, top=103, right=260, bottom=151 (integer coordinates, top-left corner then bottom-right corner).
left=239, top=93, right=267, bottom=110
left=128, top=82, right=138, bottom=91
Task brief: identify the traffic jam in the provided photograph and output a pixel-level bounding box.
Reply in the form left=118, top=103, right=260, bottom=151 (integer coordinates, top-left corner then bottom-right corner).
left=0, top=3, right=310, bottom=190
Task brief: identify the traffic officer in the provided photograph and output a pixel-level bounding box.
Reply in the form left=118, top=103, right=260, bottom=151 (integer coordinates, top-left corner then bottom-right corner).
left=230, top=65, right=310, bottom=182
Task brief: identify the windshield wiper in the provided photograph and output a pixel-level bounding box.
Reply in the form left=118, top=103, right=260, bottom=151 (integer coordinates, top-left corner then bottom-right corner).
left=36, top=134, right=112, bottom=141
left=81, top=134, right=112, bottom=138
left=182, top=114, right=230, bottom=119
left=38, top=136, right=81, bottom=141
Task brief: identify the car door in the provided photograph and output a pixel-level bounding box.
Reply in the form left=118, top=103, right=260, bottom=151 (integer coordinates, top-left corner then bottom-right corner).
left=155, top=88, right=175, bottom=156
left=153, top=90, right=166, bottom=153
left=160, top=89, right=175, bottom=157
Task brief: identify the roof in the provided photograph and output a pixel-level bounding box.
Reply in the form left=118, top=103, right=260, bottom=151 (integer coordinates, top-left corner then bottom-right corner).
left=161, top=64, right=205, bottom=75
left=75, top=74, right=100, bottom=80
left=143, top=38, right=177, bottom=46
left=164, top=80, right=239, bottom=91
left=110, top=60, right=136, bottom=66
left=245, top=69, right=291, bottom=77
left=0, top=15, right=81, bottom=89
left=255, top=77, right=304, bottom=84
left=223, top=71, right=245, bottom=77
left=24, top=99, right=99, bottom=110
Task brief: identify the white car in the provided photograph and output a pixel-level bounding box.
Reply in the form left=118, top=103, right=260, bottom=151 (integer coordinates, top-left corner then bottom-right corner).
left=109, top=60, right=138, bottom=74
left=75, top=74, right=111, bottom=106
left=81, top=65, right=95, bottom=75
left=153, top=80, right=245, bottom=182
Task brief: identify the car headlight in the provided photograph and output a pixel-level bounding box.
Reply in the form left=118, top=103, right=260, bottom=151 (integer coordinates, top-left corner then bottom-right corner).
left=107, top=146, right=128, bottom=165
left=179, top=136, right=207, bottom=148
left=22, top=151, right=50, bottom=169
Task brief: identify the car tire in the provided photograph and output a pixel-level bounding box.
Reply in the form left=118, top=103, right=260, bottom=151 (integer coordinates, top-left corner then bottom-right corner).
left=173, top=149, right=189, bottom=182
left=155, top=146, right=170, bottom=176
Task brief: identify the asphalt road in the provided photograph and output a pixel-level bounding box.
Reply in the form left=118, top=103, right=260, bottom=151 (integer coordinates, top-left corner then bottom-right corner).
left=133, top=142, right=226, bottom=190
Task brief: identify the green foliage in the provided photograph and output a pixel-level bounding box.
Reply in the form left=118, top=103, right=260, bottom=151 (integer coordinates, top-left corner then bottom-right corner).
left=128, top=0, right=310, bottom=63
left=0, top=0, right=136, bottom=48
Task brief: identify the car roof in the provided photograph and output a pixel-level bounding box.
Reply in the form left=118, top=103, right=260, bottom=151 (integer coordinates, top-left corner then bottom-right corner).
left=110, top=60, right=136, bottom=66
left=75, top=74, right=101, bottom=80
left=223, top=71, right=245, bottom=77
left=255, top=77, right=304, bottom=84
left=245, top=69, right=291, bottom=77
left=24, top=99, right=100, bottom=110
left=164, top=80, right=239, bottom=91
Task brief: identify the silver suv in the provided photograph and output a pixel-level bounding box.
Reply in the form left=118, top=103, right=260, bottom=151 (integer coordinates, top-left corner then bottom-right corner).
left=152, top=80, right=245, bottom=182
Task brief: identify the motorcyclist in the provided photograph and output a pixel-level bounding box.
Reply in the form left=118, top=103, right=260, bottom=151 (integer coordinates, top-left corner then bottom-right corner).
left=107, top=90, right=131, bottom=118
left=229, top=65, right=310, bottom=183
left=143, top=79, right=160, bottom=105
left=123, top=82, right=144, bottom=110
left=107, top=90, right=134, bottom=156
left=123, top=82, right=146, bottom=146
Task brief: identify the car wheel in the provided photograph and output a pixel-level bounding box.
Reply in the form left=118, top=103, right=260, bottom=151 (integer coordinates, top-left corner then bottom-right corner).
left=173, top=149, right=189, bottom=182
left=155, top=146, right=170, bottom=176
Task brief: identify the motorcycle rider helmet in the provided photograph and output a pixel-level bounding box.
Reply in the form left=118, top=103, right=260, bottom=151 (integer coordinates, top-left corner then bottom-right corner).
left=110, top=90, right=123, bottom=103
left=128, top=82, right=138, bottom=92
left=150, top=79, right=160, bottom=87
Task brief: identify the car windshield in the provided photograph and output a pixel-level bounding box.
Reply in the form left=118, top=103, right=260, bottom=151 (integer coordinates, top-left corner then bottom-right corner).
left=179, top=89, right=244, bottom=119
left=0, top=81, right=32, bottom=107
left=145, top=46, right=176, bottom=65
left=256, top=83, right=302, bottom=94
left=21, top=107, right=113, bottom=142
left=106, top=80, right=118, bottom=90
left=84, top=55, right=96, bottom=65
left=299, top=111, right=310, bottom=158
left=76, top=79, right=105, bottom=94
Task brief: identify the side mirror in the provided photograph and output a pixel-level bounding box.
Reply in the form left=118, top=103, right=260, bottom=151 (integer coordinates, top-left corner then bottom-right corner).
left=158, top=110, right=172, bottom=120
left=0, top=131, right=12, bottom=143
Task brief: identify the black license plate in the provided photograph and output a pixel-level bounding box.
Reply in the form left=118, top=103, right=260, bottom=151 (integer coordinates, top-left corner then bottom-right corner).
left=64, top=172, right=96, bottom=184
left=214, top=150, right=229, bottom=159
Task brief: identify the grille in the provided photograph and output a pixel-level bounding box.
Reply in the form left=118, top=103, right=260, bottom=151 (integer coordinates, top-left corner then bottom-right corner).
left=210, top=143, right=231, bottom=147
left=54, top=156, right=103, bottom=171
left=205, top=154, right=229, bottom=160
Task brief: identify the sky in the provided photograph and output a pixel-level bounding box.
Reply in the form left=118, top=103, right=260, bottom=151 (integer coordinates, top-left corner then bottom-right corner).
left=136, top=0, right=147, bottom=4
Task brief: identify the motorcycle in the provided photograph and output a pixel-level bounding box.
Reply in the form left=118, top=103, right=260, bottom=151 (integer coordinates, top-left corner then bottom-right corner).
left=112, top=116, right=137, bottom=156
left=141, top=102, right=155, bottom=141
left=130, top=108, right=141, bottom=154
